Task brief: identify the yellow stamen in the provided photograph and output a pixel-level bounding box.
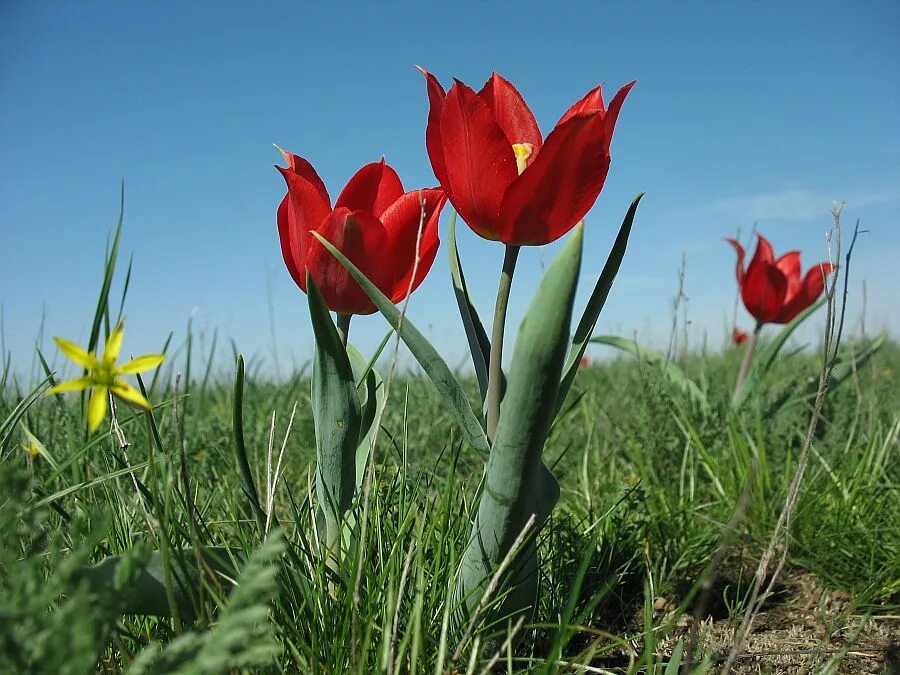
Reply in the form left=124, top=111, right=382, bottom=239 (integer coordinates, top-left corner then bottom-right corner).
left=512, top=143, right=533, bottom=175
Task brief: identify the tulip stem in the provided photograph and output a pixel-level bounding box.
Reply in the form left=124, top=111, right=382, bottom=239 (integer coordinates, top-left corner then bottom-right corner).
left=486, top=244, right=520, bottom=442
left=733, top=322, right=762, bottom=404
left=336, top=313, right=352, bottom=348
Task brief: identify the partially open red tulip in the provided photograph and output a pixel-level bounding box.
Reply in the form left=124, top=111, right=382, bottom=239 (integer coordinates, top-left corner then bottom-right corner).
left=419, top=68, right=634, bottom=246
left=726, top=234, right=834, bottom=325
left=276, top=149, right=446, bottom=314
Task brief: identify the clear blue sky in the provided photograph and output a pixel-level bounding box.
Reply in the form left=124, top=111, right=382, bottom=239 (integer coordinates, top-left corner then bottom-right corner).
left=2, top=1, right=898, bottom=380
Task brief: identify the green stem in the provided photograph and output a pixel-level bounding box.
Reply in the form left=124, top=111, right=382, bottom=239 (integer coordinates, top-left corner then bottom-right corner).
left=732, top=322, right=763, bottom=405
left=486, top=245, right=520, bottom=442
left=336, top=313, right=352, bottom=348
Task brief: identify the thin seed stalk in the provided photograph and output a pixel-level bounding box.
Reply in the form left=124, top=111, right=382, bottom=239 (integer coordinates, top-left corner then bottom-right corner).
left=732, top=321, right=762, bottom=404
left=486, top=244, right=520, bottom=442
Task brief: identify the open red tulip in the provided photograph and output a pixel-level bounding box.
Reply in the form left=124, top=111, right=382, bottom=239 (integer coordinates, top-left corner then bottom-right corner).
left=276, top=149, right=446, bottom=315
left=420, top=68, right=635, bottom=246
left=726, top=234, right=834, bottom=325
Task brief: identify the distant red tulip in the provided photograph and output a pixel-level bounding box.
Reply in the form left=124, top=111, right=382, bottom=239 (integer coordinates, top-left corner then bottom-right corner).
left=419, top=68, right=635, bottom=246
left=731, top=328, right=749, bottom=345
left=276, top=149, right=446, bottom=315
left=580, top=356, right=590, bottom=368
left=726, top=234, right=834, bottom=325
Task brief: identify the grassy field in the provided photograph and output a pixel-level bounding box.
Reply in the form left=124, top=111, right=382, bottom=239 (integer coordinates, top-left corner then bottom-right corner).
left=2, top=315, right=897, bottom=673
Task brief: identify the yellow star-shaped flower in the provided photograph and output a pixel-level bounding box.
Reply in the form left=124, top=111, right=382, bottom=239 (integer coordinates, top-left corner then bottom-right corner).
left=50, top=321, right=165, bottom=432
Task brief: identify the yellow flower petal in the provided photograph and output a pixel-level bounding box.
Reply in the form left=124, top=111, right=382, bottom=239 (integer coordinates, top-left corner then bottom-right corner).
left=103, top=322, right=126, bottom=363
left=117, top=353, right=165, bottom=375
left=49, top=375, right=94, bottom=394
left=53, top=337, right=98, bottom=369
left=110, top=381, right=151, bottom=409
left=87, top=386, right=109, bottom=432
left=22, top=441, right=41, bottom=458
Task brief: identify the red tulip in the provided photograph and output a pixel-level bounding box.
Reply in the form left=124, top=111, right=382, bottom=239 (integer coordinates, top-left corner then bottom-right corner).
left=276, top=149, right=446, bottom=315
left=419, top=68, right=635, bottom=246
left=726, top=234, right=834, bottom=325
left=731, top=327, right=749, bottom=345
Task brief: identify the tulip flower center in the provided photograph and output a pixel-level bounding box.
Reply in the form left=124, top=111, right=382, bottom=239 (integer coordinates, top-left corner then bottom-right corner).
left=512, top=143, right=533, bottom=176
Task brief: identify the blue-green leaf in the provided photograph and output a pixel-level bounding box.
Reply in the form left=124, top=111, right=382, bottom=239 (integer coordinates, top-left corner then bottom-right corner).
left=448, top=212, right=492, bottom=404
left=347, top=342, right=384, bottom=489
left=457, top=224, right=583, bottom=626
left=307, top=276, right=362, bottom=552
left=732, top=298, right=825, bottom=410
left=590, top=335, right=709, bottom=410
left=312, top=232, right=489, bottom=454
left=556, top=194, right=643, bottom=413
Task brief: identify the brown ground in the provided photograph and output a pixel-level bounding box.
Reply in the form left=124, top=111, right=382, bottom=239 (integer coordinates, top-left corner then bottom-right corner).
left=647, top=572, right=900, bottom=674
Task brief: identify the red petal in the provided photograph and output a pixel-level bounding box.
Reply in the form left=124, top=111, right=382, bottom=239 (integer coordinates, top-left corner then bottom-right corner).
left=439, top=80, right=518, bottom=240
left=739, top=235, right=784, bottom=322
left=742, top=261, right=787, bottom=323
left=773, top=262, right=834, bottom=323
left=775, top=250, right=802, bottom=302
left=557, top=83, right=606, bottom=127
left=725, top=238, right=746, bottom=284
left=276, top=164, right=332, bottom=292
left=335, top=159, right=404, bottom=218
left=418, top=67, right=450, bottom=190
left=747, top=234, right=776, bottom=270
left=276, top=148, right=330, bottom=206
left=378, top=188, right=446, bottom=302
left=601, top=81, right=636, bottom=150
left=305, top=207, right=392, bottom=315
left=477, top=72, right=543, bottom=156
left=556, top=80, right=635, bottom=153
left=498, top=112, right=608, bottom=245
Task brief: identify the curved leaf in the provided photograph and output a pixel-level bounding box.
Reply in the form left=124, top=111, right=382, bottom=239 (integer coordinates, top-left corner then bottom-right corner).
left=448, top=211, right=492, bottom=404
left=590, top=335, right=709, bottom=410
left=312, top=231, right=489, bottom=454
left=457, top=224, right=583, bottom=626
left=346, top=342, right=385, bottom=489
left=732, top=298, right=825, bottom=410
left=232, top=356, right=266, bottom=532
left=307, top=276, right=362, bottom=553
left=75, top=547, right=242, bottom=618
left=556, top=194, right=642, bottom=414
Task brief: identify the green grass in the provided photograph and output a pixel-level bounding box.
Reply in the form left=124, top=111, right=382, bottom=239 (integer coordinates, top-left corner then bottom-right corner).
left=2, top=332, right=897, bottom=673
left=1, top=212, right=897, bottom=673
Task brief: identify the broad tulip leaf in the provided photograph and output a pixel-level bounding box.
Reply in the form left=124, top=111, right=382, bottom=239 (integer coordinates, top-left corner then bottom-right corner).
left=556, top=194, right=643, bottom=414
left=307, top=276, right=363, bottom=552
left=732, top=298, right=825, bottom=410
left=590, top=335, right=709, bottom=410
left=448, top=211, right=492, bottom=404
left=233, top=356, right=267, bottom=532
left=347, top=342, right=384, bottom=489
left=75, top=547, right=242, bottom=618
left=312, top=232, right=490, bottom=454
left=457, top=224, right=583, bottom=626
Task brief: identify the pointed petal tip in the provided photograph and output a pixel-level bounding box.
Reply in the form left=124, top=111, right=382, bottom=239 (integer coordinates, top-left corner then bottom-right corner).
left=272, top=143, right=292, bottom=166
